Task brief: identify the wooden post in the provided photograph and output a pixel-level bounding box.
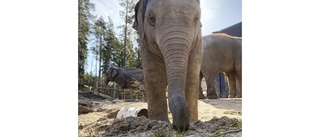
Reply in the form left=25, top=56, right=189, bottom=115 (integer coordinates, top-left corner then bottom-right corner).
left=113, top=82, right=116, bottom=99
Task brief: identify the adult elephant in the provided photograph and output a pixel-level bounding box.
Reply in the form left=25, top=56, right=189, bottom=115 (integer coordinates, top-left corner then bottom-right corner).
left=199, top=33, right=242, bottom=99
left=105, top=67, right=144, bottom=89
left=133, top=0, right=202, bottom=131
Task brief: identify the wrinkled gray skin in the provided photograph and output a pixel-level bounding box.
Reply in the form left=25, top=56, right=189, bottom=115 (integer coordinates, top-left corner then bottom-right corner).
left=199, top=33, right=242, bottom=99
left=133, top=0, right=202, bottom=131
left=105, top=68, right=144, bottom=89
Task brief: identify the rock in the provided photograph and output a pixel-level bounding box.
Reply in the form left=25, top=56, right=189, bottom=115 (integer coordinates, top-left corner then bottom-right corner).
left=78, top=105, right=94, bottom=114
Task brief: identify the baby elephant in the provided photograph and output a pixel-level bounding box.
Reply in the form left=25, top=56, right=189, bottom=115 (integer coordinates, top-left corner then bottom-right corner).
left=105, top=68, right=144, bottom=89
left=199, top=33, right=242, bottom=99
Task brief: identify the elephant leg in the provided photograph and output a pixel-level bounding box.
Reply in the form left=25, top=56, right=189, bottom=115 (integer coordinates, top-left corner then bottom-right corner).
left=223, top=72, right=230, bottom=97
left=185, top=48, right=202, bottom=122
left=226, top=71, right=236, bottom=98
left=236, top=71, right=242, bottom=98
left=235, top=56, right=242, bottom=98
left=198, top=72, right=206, bottom=99
left=203, top=71, right=219, bottom=99
left=142, top=52, right=169, bottom=122
left=215, top=73, right=221, bottom=97
left=219, top=72, right=228, bottom=98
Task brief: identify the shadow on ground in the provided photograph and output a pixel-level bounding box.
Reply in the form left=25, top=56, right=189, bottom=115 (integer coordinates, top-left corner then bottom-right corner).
left=199, top=98, right=242, bottom=111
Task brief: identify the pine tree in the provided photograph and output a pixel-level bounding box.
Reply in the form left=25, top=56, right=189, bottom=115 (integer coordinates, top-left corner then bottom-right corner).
left=134, top=46, right=142, bottom=69
left=124, top=31, right=136, bottom=68
left=112, top=40, right=124, bottom=68
left=93, top=16, right=107, bottom=92
left=78, top=0, right=95, bottom=90
left=119, top=0, right=138, bottom=68
left=102, top=16, right=120, bottom=73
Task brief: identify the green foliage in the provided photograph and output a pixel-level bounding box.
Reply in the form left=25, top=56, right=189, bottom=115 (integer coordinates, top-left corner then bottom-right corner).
left=236, top=122, right=242, bottom=130
left=94, top=17, right=107, bottom=37
left=118, top=0, right=139, bottom=68
left=119, top=0, right=136, bottom=25
left=153, top=129, right=166, bottom=137
left=176, top=131, right=185, bottom=137
left=92, top=16, right=109, bottom=91
left=214, top=128, right=221, bottom=137
left=78, top=0, right=95, bottom=90
left=134, top=46, right=142, bottom=69
left=79, top=72, right=97, bottom=91
left=86, top=72, right=98, bottom=89
left=104, top=16, right=121, bottom=69
left=112, top=39, right=124, bottom=68
left=79, top=0, right=142, bottom=90
left=124, top=33, right=136, bottom=68
left=93, top=17, right=107, bottom=63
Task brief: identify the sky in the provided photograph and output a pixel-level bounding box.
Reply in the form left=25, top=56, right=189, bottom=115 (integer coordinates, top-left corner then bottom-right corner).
left=86, top=0, right=242, bottom=74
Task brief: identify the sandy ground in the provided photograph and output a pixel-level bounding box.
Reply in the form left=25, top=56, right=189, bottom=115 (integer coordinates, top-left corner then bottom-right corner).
left=78, top=91, right=242, bottom=137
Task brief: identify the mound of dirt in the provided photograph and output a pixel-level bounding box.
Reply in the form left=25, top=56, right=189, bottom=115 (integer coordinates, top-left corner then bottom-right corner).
left=78, top=91, right=113, bottom=101
left=82, top=116, right=241, bottom=137
left=78, top=91, right=115, bottom=115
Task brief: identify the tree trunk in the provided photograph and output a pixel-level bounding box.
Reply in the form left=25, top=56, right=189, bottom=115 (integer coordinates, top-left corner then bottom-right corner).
left=122, top=0, right=128, bottom=68
left=95, top=44, right=98, bottom=92
left=98, top=34, right=102, bottom=93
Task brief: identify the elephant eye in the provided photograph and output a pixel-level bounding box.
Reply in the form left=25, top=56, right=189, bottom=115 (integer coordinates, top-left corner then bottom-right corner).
left=150, top=16, right=156, bottom=27
left=194, top=17, right=199, bottom=25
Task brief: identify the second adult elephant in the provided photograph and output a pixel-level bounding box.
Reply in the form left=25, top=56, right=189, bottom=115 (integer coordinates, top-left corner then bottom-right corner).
left=105, top=68, right=144, bottom=89
left=199, top=33, right=242, bottom=99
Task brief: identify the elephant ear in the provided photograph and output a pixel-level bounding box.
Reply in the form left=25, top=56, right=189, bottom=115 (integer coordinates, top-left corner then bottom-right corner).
left=141, top=0, right=148, bottom=24
left=111, top=69, right=117, bottom=78
left=138, top=0, right=148, bottom=44
left=132, top=0, right=140, bottom=31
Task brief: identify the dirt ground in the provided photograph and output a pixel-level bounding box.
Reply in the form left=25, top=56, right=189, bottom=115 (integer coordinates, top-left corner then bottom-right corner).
left=78, top=91, right=242, bottom=137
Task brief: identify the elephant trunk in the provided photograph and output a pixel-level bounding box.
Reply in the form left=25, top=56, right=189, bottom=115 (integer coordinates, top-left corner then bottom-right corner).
left=159, top=29, right=192, bottom=131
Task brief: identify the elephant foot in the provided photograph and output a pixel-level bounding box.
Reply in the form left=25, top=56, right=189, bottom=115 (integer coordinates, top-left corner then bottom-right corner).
left=207, top=95, right=219, bottom=99
left=236, top=95, right=242, bottom=98
left=228, top=95, right=236, bottom=98
left=149, top=114, right=169, bottom=123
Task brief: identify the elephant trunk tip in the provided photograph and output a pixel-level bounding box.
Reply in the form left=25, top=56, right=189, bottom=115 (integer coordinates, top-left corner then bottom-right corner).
left=173, top=123, right=189, bottom=133
left=169, top=95, right=190, bottom=132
